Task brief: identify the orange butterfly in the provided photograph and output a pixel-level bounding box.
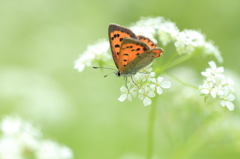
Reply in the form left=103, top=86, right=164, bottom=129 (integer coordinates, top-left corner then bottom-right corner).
left=94, top=24, right=164, bottom=87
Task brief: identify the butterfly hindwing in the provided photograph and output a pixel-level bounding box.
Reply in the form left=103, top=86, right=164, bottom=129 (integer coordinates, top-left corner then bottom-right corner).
left=123, top=47, right=164, bottom=75
left=138, top=35, right=157, bottom=49
left=117, top=37, right=150, bottom=74
left=108, top=24, right=137, bottom=68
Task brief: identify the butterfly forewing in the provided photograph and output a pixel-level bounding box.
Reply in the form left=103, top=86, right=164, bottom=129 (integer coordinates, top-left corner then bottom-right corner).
left=123, top=48, right=163, bottom=75
left=108, top=24, right=137, bottom=68
left=117, top=37, right=150, bottom=74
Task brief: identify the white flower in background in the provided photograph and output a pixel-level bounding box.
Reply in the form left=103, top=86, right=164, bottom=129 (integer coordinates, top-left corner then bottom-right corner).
left=130, top=25, right=157, bottom=44
left=36, top=140, right=73, bottom=159
left=0, top=116, right=74, bottom=159
left=150, top=77, right=171, bottom=95
left=174, top=29, right=205, bottom=54
left=203, top=41, right=223, bottom=63
left=138, top=86, right=156, bottom=106
left=132, top=17, right=164, bottom=30
left=158, top=21, right=179, bottom=46
left=74, top=39, right=110, bottom=72
left=199, top=61, right=235, bottom=111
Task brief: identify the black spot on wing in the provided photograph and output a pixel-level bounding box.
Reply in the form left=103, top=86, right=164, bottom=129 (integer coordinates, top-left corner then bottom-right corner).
left=115, top=44, right=120, bottom=48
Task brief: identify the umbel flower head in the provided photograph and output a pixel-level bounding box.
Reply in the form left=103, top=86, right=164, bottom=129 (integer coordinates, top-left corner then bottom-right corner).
left=199, top=61, right=235, bottom=111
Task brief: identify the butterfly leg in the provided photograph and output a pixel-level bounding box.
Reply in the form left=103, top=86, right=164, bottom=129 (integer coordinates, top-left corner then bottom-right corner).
left=131, top=75, right=139, bottom=89
left=125, top=77, right=129, bottom=90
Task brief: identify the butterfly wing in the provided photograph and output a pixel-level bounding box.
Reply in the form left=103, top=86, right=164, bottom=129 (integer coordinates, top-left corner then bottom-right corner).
left=108, top=24, right=138, bottom=68
left=117, top=37, right=150, bottom=74
left=138, top=35, right=157, bottom=49
left=123, top=47, right=164, bottom=75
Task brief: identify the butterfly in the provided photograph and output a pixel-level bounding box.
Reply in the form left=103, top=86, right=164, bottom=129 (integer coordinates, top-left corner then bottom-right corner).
left=94, top=24, right=164, bottom=87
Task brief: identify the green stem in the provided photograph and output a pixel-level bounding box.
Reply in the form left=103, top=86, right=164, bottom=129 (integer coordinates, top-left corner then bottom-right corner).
left=161, top=53, right=194, bottom=72
left=163, top=72, right=198, bottom=89
left=146, top=98, right=157, bottom=159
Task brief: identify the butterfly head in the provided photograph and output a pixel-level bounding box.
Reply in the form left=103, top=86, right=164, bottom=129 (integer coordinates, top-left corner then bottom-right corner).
left=114, top=70, right=121, bottom=77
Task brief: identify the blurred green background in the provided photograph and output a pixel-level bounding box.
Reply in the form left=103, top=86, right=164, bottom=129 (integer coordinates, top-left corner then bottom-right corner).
left=0, top=0, right=240, bottom=158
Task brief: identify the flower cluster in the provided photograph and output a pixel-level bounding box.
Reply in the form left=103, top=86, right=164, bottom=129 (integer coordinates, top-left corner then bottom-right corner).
left=174, top=30, right=223, bottom=63
left=199, top=61, right=235, bottom=111
left=118, top=66, right=171, bottom=106
left=74, top=39, right=111, bottom=72
left=0, top=116, right=73, bottom=159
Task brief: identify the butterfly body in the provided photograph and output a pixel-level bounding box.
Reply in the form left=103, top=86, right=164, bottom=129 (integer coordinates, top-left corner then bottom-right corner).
left=108, top=24, right=164, bottom=78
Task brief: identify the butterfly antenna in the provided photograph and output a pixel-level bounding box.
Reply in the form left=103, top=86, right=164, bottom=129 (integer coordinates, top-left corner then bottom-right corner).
left=104, top=72, right=115, bottom=78
left=131, top=75, right=139, bottom=89
left=93, top=67, right=117, bottom=71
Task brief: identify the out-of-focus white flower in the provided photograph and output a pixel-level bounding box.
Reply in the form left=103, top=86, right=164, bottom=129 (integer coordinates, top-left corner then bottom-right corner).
left=199, top=61, right=235, bottom=111
left=174, top=30, right=205, bottom=54
left=150, top=77, right=171, bottom=95
left=36, top=140, right=73, bottom=159
left=138, top=86, right=156, bottom=106
left=0, top=116, right=74, bottom=159
left=130, top=25, right=157, bottom=44
left=74, top=39, right=110, bottom=72
left=203, top=41, right=223, bottom=63
left=157, top=21, right=179, bottom=46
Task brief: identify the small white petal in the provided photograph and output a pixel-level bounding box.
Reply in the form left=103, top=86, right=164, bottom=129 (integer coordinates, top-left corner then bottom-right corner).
left=156, top=87, right=163, bottom=94
left=157, top=77, right=163, bottom=83
left=208, top=61, right=216, bottom=70
left=210, top=89, right=217, bottom=98
left=127, top=94, right=132, bottom=101
left=216, top=67, right=224, bottom=73
left=160, top=81, right=171, bottom=88
left=225, top=101, right=234, bottom=111
left=118, top=94, right=127, bottom=102
left=151, top=78, right=157, bottom=83
left=227, top=94, right=235, bottom=101
left=147, top=91, right=156, bottom=98
left=201, top=89, right=209, bottom=94
left=143, top=97, right=152, bottom=106
left=120, top=86, right=127, bottom=92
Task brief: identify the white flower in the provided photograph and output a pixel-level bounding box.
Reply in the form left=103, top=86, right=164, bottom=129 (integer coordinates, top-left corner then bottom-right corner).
left=150, top=77, right=171, bottom=94
left=130, top=26, right=157, bottom=44
left=175, top=30, right=205, bottom=54
left=208, top=61, right=224, bottom=75
left=157, top=21, right=179, bottom=45
left=0, top=116, right=74, bottom=159
left=219, top=92, right=235, bottom=111
left=132, top=17, right=165, bottom=30
left=74, top=39, right=110, bottom=72
left=222, top=77, right=234, bottom=92
left=199, top=81, right=216, bottom=97
left=138, top=86, right=156, bottom=106
left=199, top=61, right=235, bottom=111
left=36, top=140, right=73, bottom=159
left=118, top=86, right=137, bottom=102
